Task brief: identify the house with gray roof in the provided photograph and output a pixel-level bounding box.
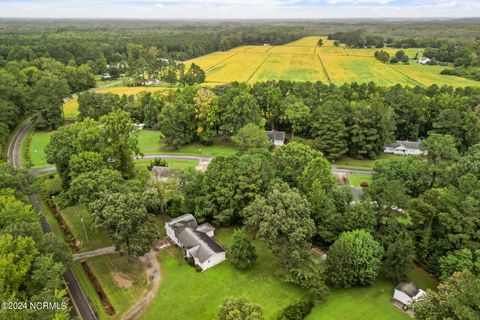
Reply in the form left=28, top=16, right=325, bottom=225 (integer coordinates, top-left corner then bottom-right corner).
left=150, top=166, right=176, bottom=182
left=384, top=140, right=424, bottom=156
left=393, top=281, right=427, bottom=310
left=165, top=214, right=226, bottom=271
left=266, top=130, right=286, bottom=146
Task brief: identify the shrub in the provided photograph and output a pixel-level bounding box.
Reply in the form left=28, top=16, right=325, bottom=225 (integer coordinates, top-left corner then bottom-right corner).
left=147, top=158, right=168, bottom=171
left=360, top=181, right=369, bottom=188
left=278, top=301, right=314, bottom=320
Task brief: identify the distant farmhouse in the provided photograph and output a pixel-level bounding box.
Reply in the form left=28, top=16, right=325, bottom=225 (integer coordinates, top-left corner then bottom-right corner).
left=418, top=57, right=431, bottom=65
left=165, top=214, right=226, bottom=271
left=266, top=130, right=286, bottom=146
left=384, top=140, right=423, bottom=156
left=393, top=282, right=427, bottom=311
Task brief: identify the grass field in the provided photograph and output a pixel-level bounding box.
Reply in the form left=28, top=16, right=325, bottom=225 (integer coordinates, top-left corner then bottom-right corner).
left=64, top=98, right=79, bottom=121
left=95, top=86, right=175, bottom=95
left=187, top=36, right=480, bottom=87
left=143, top=227, right=423, bottom=320
left=134, top=158, right=199, bottom=172
left=348, top=174, right=373, bottom=187
left=73, top=254, right=148, bottom=320
left=332, top=154, right=395, bottom=170
left=26, top=129, right=238, bottom=168
left=142, top=228, right=308, bottom=320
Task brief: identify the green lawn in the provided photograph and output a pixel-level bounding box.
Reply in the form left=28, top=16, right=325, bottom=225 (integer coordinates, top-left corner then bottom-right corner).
left=26, top=129, right=238, bottom=169
left=407, top=265, right=438, bottom=291
left=138, top=130, right=238, bottom=157
left=59, top=204, right=113, bottom=252
left=307, top=278, right=410, bottom=320
left=85, top=254, right=148, bottom=318
left=332, top=154, right=395, bottom=170
left=142, top=228, right=308, bottom=320
left=28, top=130, right=54, bottom=168
left=348, top=174, right=372, bottom=187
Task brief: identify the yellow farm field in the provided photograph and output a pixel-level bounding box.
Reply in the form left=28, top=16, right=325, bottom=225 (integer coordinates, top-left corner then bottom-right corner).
left=317, top=46, right=348, bottom=56
left=283, top=36, right=321, bottom=47
left=249, top=53, right=328, bottom=83
left=269, top=46, right=315, bottom=54
left=391, top=65, right=480, bottom=87
left=205, top=52, right=266, bottom=83
left=185, top=52, right=237, bottom=70
left=229, top=46, right=272, bottom=53
left=321, top=56, right=416, bottom=86
left=63, top=98, right=79, bottom=121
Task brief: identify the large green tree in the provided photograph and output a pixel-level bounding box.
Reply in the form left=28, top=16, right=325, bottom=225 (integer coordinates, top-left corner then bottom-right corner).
left=218, top=297, right=263, bottom=320
left=230, top=229, right=257, bottom=270
left=272, top=142, right=320, bottom=186
left=89, top=192, right=159, bottom=257
left=327, top=230, right=384, bottom=287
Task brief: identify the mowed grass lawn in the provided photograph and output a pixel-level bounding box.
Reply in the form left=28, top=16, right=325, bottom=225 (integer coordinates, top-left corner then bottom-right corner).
left=27, top=129, right=238, bottom=168
left=73, top=254, right=148, bottom=320
left=28, top=130, right=54, bottom=168
left=142, top=228, right=308, bottom=320
left=332, top=154, right=395, bottom=170
left=348, top=174, right=372, bottom=187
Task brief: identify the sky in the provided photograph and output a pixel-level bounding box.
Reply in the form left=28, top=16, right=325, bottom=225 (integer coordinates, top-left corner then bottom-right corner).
left=0, top=0, right=479, bottom=19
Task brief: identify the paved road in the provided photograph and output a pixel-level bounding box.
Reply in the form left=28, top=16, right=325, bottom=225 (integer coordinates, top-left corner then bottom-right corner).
left=32, top=156, right=373, bottom=176
left=7, top=120, right=98, bottom=320
left=32, top=154, right=215, bottom=175
left=332, top=167, right=373, bottom=175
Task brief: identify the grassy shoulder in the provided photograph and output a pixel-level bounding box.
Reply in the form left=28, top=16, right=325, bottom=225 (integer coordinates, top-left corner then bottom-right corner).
left=332, top=154, right=395, bottom=170
left=348, top=174, right=372, bottom=187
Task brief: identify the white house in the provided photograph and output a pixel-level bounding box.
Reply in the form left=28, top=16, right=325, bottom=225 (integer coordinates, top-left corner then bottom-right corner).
left=418, top=57, right=431, bottom=65
left=165, top=214, right=226, bottom=271
left=393, top=282, right=427, bottom=310
left=266, top=130, right=286, bottom=146
left=384, top=140, right=423, bottom=156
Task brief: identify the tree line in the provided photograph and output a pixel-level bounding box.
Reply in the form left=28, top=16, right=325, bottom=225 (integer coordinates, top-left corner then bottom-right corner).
left=0, top=58, right=96, bottom=152
left=0, top=163, right=72, bottom=320
left=78, top=80, right=480, bottom=161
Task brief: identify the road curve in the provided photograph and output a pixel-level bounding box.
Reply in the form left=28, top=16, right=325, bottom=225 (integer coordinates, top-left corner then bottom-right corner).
left=7, top=120, right=98, bottom=320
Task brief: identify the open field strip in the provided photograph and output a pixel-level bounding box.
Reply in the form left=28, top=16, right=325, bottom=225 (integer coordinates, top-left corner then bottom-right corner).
left=249, top=53, right=329, bottom=83
left=206, top=52, right=267, bottom=83
left=283, top=36, right=321, bottom=46
left=185, top=51, right=238, bottom=70
left=321, top=55, right=417, bottom=86
left=390, top=64, right=480, bottom=87
left=317, top=46, right=348, bottom=56
left=229, top=45, right=273, bottom=53
left=269, top=46, right=315, bottom=54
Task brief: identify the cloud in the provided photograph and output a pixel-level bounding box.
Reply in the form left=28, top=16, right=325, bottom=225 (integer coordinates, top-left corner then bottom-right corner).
left=0, top=0, right=478, bottom=18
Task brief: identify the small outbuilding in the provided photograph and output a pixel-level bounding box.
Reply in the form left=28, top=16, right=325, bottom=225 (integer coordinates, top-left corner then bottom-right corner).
left=418, top=57, right=431, bottom=65
left=384, top=140, right=423, bottom=156
left=150, top=166, right=176, bottom=182
left=266, top=130, right=286, bottom=146
left=393, top=282, right=427, bottom=310
left=165, top=214, right=226, bottom=271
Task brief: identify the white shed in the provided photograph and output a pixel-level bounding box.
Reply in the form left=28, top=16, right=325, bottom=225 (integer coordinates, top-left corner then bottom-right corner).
left=393, top=282, right=427, bottom=310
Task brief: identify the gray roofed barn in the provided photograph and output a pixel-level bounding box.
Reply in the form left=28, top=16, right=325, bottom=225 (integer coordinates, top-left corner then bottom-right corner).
left=150, top=166, right=176, bottom=181
left=266, top=130, right=286, bottom=146
left=393, top=281, right=427, bottom=311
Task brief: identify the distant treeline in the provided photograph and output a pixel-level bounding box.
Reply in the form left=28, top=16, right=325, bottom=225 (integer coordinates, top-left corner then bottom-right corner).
left=0, top=21, right=305, bottom=73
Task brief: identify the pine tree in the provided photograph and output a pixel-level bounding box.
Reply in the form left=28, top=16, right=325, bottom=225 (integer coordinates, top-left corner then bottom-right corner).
left=230, top=229, right=257, bottom=270
left=384, top=232, right=415, bottom=283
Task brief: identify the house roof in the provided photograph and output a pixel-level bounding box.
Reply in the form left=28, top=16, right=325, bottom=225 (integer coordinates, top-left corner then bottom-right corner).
left=351, top=187, right=364, bottom=201
left=395, top=282, right=420, bottom=298
left=266, top=130, right=286, bottom=142
left=196, top=223, right=215, bottom=234
left=385, top=140, right=421, bottom=150
left=167, top=214, right=225, bottom=263
left=151, top=166, right=175, bottom=180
